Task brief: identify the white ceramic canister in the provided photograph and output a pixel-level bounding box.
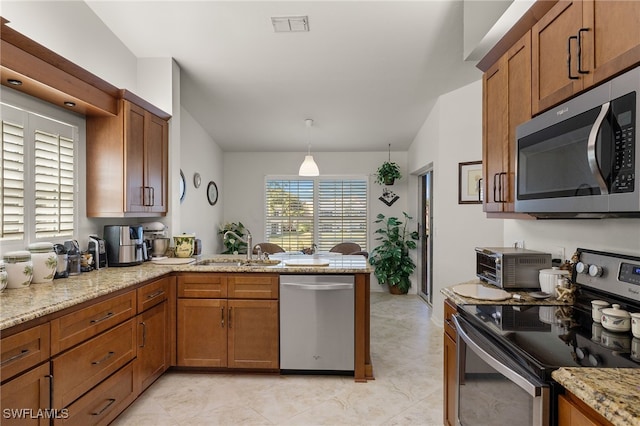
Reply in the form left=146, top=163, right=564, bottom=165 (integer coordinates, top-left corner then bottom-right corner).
left=3, top=251, right=33, bottom=289
left=28, top=242, right=57, bottom=283
left=600, top=304, right=631, bottom=332
left=591, top=300, right=609, bottom=323
left=0, top=261, right=7, bottom=292
left=538, top=268, right=570, bottom=296
left=173, top=234, right=195, bottom=258
left=631, top=312, right=640, bottom=339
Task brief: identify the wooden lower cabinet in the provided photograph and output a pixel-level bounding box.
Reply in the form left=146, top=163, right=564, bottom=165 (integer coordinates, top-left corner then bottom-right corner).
left=558, top=391, right=612, bottom=426
left=227, top=299, right=278, bottom=369
left=0, top=363, right=51, bottom=426
left=443, top=299, right=458, bottom=426
left=177, top=298, right=227, bottom=367
left=135, top=300, right=169, bottom=393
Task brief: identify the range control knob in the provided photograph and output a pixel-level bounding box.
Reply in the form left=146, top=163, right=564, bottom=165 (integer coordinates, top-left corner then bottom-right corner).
left=588, top=353, right=601, bottom=367
left=588, top=264, right=604, bottom=277
left=575, top=347, right=589, bottom=360
left=576, top=262, right=589, bottom=274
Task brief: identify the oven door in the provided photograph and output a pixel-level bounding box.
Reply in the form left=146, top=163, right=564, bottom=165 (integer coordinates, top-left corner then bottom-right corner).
left=452, top=314, right=550, bottom=426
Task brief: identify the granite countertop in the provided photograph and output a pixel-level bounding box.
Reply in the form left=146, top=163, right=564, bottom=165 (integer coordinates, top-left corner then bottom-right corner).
left=441, top=279, right=573, bottom=306
left=552, top=368, right=640, bottom=426
left=0, top=254, right=371, bottom=331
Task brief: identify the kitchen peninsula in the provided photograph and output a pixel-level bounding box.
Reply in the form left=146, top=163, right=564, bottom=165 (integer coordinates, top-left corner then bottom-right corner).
left=0, top=255, right=373, bottom=425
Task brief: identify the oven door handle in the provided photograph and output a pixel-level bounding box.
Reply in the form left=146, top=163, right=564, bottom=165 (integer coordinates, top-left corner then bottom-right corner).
left=452, top=314, right=541, bottom=397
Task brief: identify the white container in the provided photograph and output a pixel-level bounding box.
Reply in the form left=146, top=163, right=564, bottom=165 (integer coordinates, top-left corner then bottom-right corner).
left=538, top=268, right=570, bottom=296
left=631, top=312, right=640, bottom=339
left=174, top=234, right=195, bottom=258
left=632, top=337, right=640, bottom=362
left=4, top=251, right=33, bottom=289
left=591, top=300, right=609, bottom=323
left=28, top=242, right=57, bottom=283
left=600, top=304, right=631, bottom=332
left=0, top=261, right=7, bottom=292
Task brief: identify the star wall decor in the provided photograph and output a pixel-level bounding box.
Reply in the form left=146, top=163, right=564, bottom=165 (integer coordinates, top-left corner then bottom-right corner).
left=379, top=188, right=399, bottom=206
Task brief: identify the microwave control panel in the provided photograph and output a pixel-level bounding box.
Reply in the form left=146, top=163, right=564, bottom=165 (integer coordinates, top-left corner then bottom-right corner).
left=612, top=92, right=635, bottom=193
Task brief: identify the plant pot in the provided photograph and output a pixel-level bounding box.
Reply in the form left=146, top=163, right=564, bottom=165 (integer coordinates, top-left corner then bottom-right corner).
left=383, top=177, right=395, bottom=185
left=388, top=284, right=408, bottom=295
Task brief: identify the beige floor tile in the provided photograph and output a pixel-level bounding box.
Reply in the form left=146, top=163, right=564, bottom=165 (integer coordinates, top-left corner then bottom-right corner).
left=112, top=292, right=442, bottom=425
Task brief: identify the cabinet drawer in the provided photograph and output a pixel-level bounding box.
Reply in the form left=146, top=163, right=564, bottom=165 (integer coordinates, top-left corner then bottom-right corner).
left=55, top=362, right=135, bottom=426
left=1, top=363, right=51, bottom=426
left=137, top=277, right=169, bottom=312
left=177, top=274, right=227, bottom=299
left=227, top=274, right=279, bottom=299
left=1, top=323, right=50, bottom=382
left=52, top=319, right=136, bottom=409
left=444, top=299, right=457, bottom=340
left=51, top=291, right=136, bottom=354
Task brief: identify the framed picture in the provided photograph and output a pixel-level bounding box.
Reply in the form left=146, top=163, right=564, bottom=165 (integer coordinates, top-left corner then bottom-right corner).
left=458, top=161, right=483, bottom=204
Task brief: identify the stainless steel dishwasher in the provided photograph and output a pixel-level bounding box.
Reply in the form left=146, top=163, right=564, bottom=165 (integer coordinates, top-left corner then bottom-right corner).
left=280, top=275, right=354, bottom=373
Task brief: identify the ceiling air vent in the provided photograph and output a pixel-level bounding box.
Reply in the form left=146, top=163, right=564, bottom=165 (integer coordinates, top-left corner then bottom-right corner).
left=271, top=16, right=309, bottom=32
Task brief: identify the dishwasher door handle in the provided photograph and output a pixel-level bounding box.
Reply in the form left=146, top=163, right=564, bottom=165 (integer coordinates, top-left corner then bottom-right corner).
left=281, top=282, right=354, bottom=291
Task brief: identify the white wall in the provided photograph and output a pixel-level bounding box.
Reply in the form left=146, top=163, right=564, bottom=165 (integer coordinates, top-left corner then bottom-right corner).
left=180, top=108, right=224, bottom=254
left=222, top=151, right=409, bottom=291
left=407, top=80, right=505, bottom=323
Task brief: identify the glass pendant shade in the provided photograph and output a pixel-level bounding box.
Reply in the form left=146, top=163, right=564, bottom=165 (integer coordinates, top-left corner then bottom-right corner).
left=299, top=154, right=319, bottom=176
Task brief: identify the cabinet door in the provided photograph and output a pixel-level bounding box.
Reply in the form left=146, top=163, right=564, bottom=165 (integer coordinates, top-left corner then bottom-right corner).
left=532, top=0, right=584, bottom=114
left=144, top=112, right=168, bottom=214
left=227, top=300, right=279, bottom=369
left=558, top=393, right=604, bottom=426
left=124, top=101, right=146, bottom=213
left=177, top=299, right=227, bottom=367
left=135, top=301, right=168, bottom=393
left=443, top=331, right=457, bottom=426
left=1, top=363, right=51, bottom=426
left=581, top=0, right=640, bottom=88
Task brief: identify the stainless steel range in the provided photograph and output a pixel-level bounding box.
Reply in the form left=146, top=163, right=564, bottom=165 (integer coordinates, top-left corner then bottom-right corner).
left=452, top=248, right=640, bottom=426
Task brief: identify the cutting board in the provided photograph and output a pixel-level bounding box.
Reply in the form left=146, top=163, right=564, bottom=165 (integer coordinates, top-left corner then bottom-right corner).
left=451, top=283, right=512, bottom=301
left=151, top=257, right=195, bottom=265
left=284, top=258, right=331, bottom=267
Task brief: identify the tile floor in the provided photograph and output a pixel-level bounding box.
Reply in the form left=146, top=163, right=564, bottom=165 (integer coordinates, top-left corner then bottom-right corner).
left=112, top=292, right=443, bottom=425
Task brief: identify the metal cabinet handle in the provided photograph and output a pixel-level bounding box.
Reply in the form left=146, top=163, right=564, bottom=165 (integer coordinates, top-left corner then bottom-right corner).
left=90, top=312, right=114, bottom=324
left=0, top=349, right=29, bottom=365
left=577, top=28, right=589, bottom=74
left=150, top=187, right=155, bottom=206
left=146, top=290, right=164, bottom=300
left=493, top=173, right=500, bottom=202
left=139, top=321, right=147, bottom=348
left=221, top=306, right=225, bottom=328
left=92, top=351, right=115, bottom=365
left=567, top=35, right=579, bottom=80
left=228, top=307, right=233, bottom=329
left=92, top=398, right=116, bottom=416
left=498, top=172, right=507, bottom=203
left=477, top=177, right=483, bottom=202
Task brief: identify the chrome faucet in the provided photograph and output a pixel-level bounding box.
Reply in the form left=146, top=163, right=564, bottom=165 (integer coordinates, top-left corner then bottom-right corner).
left=223, top=230, right=252, bottom=261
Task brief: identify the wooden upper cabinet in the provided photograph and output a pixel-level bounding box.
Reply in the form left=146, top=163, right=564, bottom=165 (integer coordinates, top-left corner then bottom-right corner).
left=87, top=97, right=169, bottom=218
left=532, top=0, right=584, bottom=115
left=581, top=0, right=640, bottom=88
left=483, top=31, right=531, bottom=214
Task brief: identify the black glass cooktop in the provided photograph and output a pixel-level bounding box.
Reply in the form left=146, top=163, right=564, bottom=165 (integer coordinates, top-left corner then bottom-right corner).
left=458, top=301, right=640, bottom=380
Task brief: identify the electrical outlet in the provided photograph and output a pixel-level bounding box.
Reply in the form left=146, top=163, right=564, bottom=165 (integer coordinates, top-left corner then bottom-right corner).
left=551, top=246, right=565, bottom=262
left=514, top=240, right=525, bottom=249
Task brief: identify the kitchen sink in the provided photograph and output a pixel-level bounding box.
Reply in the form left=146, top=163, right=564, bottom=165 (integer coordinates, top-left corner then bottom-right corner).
left=195, top=259, right=280, bottom=267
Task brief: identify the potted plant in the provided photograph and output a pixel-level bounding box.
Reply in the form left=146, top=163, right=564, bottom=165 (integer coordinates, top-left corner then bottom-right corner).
left=218, top=222, right=248, bottom=254
left=368, top=212, right=419, bottom=294
left=374, top=161, right=402, bottom=185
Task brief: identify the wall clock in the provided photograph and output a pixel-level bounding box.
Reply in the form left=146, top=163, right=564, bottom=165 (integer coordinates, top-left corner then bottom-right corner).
left=193, top=172, right=201, bottom=188
left=207, top=181, right=218, bottom=206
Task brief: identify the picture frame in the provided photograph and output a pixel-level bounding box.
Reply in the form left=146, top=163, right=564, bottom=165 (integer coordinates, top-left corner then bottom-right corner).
left=458, top=161, right=483, bottom=204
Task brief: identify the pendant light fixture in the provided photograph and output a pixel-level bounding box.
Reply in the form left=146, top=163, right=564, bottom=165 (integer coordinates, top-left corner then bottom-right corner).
left=298, top=118, right=319, bottom=176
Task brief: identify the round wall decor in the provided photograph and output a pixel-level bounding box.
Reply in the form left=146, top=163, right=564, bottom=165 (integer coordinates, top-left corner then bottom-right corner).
left=193, top=172, right=201, bottom=188
left=207, top=181, right=218, bottom=205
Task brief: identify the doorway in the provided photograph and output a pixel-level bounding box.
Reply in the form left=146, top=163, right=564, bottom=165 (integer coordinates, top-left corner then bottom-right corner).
left=419, top=169, right=433, bottom=305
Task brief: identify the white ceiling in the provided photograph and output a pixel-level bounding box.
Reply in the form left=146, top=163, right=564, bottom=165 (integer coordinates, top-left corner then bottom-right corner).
left=85, top=1, right=510, bottom=153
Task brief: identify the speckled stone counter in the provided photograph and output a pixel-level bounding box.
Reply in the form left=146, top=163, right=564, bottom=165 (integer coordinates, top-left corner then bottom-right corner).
left=441, top=279, right=572, bottom=306
left=0, top=254, right=372, bottom=331
left=552, top=368, right=640, bottom=426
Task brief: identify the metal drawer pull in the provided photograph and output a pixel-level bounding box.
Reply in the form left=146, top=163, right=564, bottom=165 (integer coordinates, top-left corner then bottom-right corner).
left=140, top=321, right=147, bottom=348
left=91, top=398, right=116, bottom=416
left=0, top=349, right=29, bottom=365
left=577, top=28, right=589, bottom=74
left=90, top=312, right=114, bottom=324
left=221, top=306, right=224, bottom=328
left=567, top=35, right=579, bottom=80
left=146, top=290, right=164, bottom=299
left=92, top=351, right=115, bottom=365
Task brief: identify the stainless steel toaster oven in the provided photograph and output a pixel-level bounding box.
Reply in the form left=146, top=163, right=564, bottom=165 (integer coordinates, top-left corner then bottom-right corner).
left=475, top=247, right=552, bottom=289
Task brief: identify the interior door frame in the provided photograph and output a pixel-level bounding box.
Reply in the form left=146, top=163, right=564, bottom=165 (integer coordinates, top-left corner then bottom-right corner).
left=419, top=167, right=433, bottom=305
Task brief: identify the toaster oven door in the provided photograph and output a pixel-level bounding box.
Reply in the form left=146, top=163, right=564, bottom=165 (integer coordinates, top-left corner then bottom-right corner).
left=476, top=250, right=499, bottom=286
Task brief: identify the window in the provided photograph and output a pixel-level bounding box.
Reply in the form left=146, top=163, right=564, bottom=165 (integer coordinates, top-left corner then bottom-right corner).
left=265, top=177, right=368, bottom=252
left=1, top=99, right=78, bottom=248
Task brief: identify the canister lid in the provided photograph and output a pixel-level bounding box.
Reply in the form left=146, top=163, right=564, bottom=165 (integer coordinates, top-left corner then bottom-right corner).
left=3, top=250, right=31, bottom=262
left=28, top=242, right=54, bottom=253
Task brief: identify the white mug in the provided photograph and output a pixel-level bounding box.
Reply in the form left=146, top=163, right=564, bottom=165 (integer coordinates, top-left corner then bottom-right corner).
left=591, top=300, right=609, bottom=324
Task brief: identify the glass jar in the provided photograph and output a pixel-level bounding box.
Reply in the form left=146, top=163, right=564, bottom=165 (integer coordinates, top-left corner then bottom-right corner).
left=0, top=261, right=7, bottom=292
left=3, top=251, right=33, bottom=289
left=28, top=242, right=57, bottom=284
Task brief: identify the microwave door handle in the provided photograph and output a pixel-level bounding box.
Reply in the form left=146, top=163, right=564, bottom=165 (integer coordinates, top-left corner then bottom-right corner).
left=452, top=314, right=541, bottom=397
left=587, top=101, right=610, bottom=195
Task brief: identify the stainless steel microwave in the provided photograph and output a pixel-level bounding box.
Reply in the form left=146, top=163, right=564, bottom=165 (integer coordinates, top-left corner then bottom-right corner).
left=515, top=66, right=640, bottom=218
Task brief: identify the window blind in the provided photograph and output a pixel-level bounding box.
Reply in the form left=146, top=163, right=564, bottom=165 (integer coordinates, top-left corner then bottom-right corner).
left=317, top=179, right=367, bottom=252
left=1, top=119, right=25, bottom=240
left=265, top=179, right=314, bottom=251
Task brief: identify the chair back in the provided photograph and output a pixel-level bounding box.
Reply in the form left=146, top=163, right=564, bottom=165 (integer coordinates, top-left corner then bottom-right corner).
left=329, top=242, right=362, bottom=255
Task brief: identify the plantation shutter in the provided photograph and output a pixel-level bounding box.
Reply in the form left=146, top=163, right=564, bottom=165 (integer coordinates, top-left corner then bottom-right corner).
left=265, top=179, right=314, bottom=251
left=317, top=179, right=367, bottom=252
left=1, top=109, right=25, bottom=241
